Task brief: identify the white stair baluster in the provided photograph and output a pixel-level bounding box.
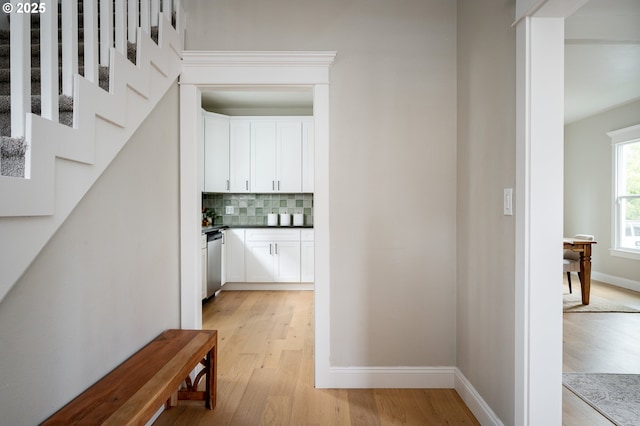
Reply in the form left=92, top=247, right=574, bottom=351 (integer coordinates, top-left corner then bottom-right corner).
left=99, top=0, right=113, bottom=66
left=162, top=0, right=171, bottom=24
left=150, top=0, right=159, bottom=28
left=128, top=0, right=138, bottom=43
left=40, top=0, right=59, bottom=122
left=114, top=0, right=127, bottom=57
left=141, top=0, right=151, bottom=35
left=61, top=0, right=78, bottom=97
left=9, top=2, right=29, bottom=138
left=83, top=0, right=98, bottom=83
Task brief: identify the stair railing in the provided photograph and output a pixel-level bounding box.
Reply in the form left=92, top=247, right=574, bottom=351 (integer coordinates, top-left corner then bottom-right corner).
left=8, top=0, right=183, bottom=148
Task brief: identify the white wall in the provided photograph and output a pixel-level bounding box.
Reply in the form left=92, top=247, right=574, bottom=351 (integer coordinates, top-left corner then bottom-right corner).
left=564, top=99, right=640, bottom=283
left=457, top=0, right=517, bottom=423
left=184, top=0, right=458, bottom=367
left=0, top=84, right=181, bottom=425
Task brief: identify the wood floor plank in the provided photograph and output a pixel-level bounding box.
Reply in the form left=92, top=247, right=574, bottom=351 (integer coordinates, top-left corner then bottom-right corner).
left=156, top=290, right=480, bottom=425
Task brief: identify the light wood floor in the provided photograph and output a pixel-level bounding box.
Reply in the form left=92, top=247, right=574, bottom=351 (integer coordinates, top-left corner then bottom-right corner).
left=562, top=278, right=640, bottom=426
left=155, top=280, right=640, bottom=425
left=155, top=290, right=479, bottom=425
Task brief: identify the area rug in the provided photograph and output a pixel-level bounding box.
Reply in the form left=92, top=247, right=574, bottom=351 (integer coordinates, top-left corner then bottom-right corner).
left=563, top=293, right=640, bottom=313
left=563, top=373, right=640, bottom=426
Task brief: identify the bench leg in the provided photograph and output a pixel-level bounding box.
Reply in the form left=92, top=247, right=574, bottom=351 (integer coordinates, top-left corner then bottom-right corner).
left=206, top=345, right=217, bottom=410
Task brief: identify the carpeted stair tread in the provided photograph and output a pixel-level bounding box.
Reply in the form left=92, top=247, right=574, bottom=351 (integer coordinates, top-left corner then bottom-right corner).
left=0, top=27, right=86, bottom=43
left=0, top=94, right=74, bottom=113
left=0, top=66, right=110, bottom=94
left=0, top=135, right=27, bottom=177
left=0, top=65, right=109, bottom=83
left=0, top=43, right=86, bottom=59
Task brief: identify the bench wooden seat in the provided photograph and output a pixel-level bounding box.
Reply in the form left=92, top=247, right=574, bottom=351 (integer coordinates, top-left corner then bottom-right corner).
left=42, top=329, right=217, bottom=425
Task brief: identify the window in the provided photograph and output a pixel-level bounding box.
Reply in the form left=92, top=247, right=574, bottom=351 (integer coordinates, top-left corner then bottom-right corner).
left=609, top=124, right=640, bottom=256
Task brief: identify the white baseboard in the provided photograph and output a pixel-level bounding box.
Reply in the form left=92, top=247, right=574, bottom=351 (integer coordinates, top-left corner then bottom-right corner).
left=318, top=365, right=502, bottom=425
left=454, top=368, right=504, bottom=426
left=592, top=271, right=640, bottom=293
left=323, top=366, right=456, bottom=388
left=222, top=282, right=314, bottom=291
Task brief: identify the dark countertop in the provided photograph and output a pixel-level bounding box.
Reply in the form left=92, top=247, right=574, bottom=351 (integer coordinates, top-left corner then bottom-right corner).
left=202, top=225, right=313, bottom=234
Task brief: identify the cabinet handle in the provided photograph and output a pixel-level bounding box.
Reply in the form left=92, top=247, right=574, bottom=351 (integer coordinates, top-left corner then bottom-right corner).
left=272, top=180, right=275, bottom=190
left=269, top=243, right=273, bottom=255
left=222, top=232, right=225, bottom=244
left=246, top=180, right=249, bottom=191
left=226, top=180, right=230, bottom=191
left=277, top=180, right=280, bottom=191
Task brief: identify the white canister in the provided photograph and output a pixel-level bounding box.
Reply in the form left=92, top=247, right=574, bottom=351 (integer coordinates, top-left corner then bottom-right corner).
left=293, top=213, right=304, bottom=226
left=267, top=213, right=278, bottom=226
left=279, top=213, right=291, bottom=226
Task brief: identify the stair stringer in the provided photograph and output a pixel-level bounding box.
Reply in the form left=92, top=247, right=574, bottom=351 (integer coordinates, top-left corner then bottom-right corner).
left=0, top=15, right=183, bottom=304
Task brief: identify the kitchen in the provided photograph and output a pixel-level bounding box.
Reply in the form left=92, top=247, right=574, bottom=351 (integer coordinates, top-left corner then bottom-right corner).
left=199, top=88, right=315, bottom=300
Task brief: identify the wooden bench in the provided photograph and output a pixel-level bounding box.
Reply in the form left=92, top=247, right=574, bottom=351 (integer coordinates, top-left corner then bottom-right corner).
left=42, top=329, right=217, bottom=425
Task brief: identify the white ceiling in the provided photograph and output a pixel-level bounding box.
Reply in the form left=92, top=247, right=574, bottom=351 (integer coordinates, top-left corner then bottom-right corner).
left=200, top=2, right=640, bottom=124
left=565, top=0, right=640, bottom=123
left=201, top=87, right=313, bottom=114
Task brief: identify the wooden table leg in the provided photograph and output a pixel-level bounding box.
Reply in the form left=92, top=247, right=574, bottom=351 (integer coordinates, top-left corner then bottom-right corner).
left=206, top=342, right=217, bottom=410
left=579, top=245, right=592, bottom=305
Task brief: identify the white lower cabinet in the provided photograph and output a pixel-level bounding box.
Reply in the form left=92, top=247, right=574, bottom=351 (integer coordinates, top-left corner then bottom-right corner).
left=224, top=229, right=246, bottom=282
left=245, top=229, right=301, bottom=282
left=301, top=229, right=314, bottom=282
left=224, top=228, right=314, bottom=284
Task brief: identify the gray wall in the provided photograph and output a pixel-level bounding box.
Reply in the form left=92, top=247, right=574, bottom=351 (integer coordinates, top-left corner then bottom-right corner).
left=564, top=99, right=640, bottom=283
left=184, top=0, right=458, bottom=367
left=457, top=0, right=516, bottom=423
left=0, top=84, right=181, bottom=425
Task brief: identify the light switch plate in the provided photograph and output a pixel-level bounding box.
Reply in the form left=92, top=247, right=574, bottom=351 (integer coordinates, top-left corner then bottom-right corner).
left=503, top=188, right=513, bottom=216
left=225, top=206, right=234, bottom=214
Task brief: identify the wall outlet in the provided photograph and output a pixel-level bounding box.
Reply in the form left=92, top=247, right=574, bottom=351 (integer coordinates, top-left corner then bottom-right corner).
left=225, top=206, right=234, bottom=214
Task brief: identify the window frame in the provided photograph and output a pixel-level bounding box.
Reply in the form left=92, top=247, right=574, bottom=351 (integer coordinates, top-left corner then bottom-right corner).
left=608, top=124, right=640, bottom=260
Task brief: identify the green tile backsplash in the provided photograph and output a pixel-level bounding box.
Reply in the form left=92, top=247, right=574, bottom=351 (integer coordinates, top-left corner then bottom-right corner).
left=202, top=193, right=314, bottom=226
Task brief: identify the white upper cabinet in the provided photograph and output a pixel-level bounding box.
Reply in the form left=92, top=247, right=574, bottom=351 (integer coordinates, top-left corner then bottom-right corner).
left=203, top=112, right=230, bottom=193
left=302, top=118, right=314, bottom=193
left=204, top=114, right=312, bottom=194
left=251, top=119, right=303, bottom=193
left=229, top=120, right=252, bottom=192
left=276, top=120, right=303, bottom=192
left=250, top=121, right=278, bottom=192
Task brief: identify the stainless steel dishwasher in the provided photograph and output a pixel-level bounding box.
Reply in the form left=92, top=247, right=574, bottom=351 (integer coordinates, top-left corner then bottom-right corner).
left=206, top=231, right=222, bottom=298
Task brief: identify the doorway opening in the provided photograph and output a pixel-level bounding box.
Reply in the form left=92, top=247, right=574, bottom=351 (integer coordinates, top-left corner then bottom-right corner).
left=178, top=51, right=336, bottom=388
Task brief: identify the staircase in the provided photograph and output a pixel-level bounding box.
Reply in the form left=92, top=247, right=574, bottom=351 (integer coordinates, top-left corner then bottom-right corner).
left=0, top=0, right=185, bottom=303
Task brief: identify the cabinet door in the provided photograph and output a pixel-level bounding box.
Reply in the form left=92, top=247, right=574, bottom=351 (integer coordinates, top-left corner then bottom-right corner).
left=245, top=241, right=275, bottom=282
left=302, top=119, right=314, bottom=193
left=230, top=120, right=251, bottom=192
left=274, top=241, right=301, bottom=282
left=225, top=229, right=246, bottom=282
left=301, top=241, right=314, bottom=282
left=203, top=113, right=230, bottom=192
left=221, top=231, right=227, bottom=286
left=251, top=121, right=277, bottom=192
left=277, top=121, right=303, bottom=192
